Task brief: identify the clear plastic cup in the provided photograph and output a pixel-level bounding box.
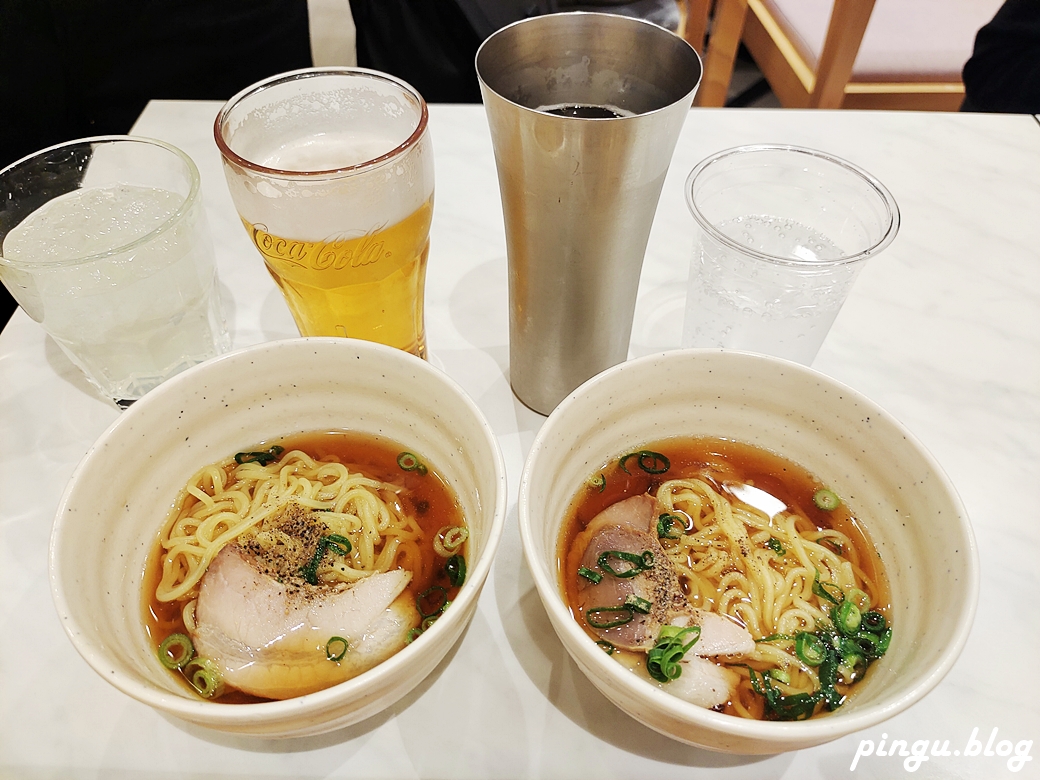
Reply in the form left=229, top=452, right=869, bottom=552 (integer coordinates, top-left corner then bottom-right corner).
left=0, top=136, right=230, bottom=407
left=682, top=145, right=899, bottom=365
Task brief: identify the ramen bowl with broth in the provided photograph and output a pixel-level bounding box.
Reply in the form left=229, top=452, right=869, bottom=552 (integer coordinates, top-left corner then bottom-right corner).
left=50, top=338, right=507, bottom=737
left=518, top=349, right=977, bottom=754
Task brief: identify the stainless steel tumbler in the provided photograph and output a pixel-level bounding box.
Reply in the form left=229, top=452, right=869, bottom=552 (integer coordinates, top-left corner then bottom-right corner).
left=476, top=12, right=701, bottom=415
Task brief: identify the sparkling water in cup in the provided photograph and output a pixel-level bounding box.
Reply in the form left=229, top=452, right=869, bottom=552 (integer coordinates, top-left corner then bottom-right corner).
left=0, top=136, right=230, bottom=407
left=682, top=145, right=899, bottom=365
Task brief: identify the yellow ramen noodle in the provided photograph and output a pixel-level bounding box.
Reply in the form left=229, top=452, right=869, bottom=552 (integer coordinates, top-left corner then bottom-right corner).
left=156, top=447, right=424, bottom=604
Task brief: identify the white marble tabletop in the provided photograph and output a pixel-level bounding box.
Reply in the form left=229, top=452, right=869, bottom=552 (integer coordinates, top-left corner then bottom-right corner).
left=1, top=102, right=1038, bottom=780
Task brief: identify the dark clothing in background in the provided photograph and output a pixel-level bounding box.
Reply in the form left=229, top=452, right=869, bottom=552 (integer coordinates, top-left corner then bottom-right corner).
left=351, top=0, right=680, bottom=104
left=0, top=0, right=312, bottom=170
left=352, top=0, right=489, bottom=103
left=0, top=0, right=312, bottom=325
left=962, top=0, right=1040, bottom=113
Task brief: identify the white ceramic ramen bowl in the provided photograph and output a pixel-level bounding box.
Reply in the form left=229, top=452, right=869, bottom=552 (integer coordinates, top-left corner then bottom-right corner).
left=50, top=337, right=507, bottom=737
left=518, top=348, right=977, bottom=754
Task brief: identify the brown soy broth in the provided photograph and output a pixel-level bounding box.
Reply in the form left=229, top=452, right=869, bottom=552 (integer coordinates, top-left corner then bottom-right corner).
left=142, top=430, right=465, bottom=703
left=558, top=436, right=890, bottom=631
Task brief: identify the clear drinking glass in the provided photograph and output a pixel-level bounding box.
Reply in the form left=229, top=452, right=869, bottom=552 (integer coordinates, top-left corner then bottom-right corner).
left=214, top=67, right=434, bottom=358
left=681, top=145, right=900, bottom=365
left=0, top=136, right=230, bottom=407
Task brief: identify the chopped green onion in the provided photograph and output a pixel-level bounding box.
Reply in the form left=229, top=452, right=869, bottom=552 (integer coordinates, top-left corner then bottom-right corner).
left=812, top=570, right=844, bottom=606
left=596, top=549, right=654, bottom=578
left=421, top=614, right=440, bottom=631
left=767, top=668, right=791, bottom=684
left=299, top=533, right=353, bottom=585
left=766, top=537, right=786, bottom=556
left=396, top=451, right=428, bottom=475
left=816, top=645, right=844, bottom=710
left=875, top=627, right=893, bottom=655
left=845, top=587, right=871, bottom=613
left=618, top=450, right=671, bottom=475
left=577, top=566, right=602, bottom=584
left=834, top=636, right=859, bottom=661
left=746, top=667, right=820, bottom=720
left=748, top=617, right=891, bottom=718
left=646, top=625, right=700, bottom=683
left=624, top=594, right=652, bottom=614
left=433, top=525, right=468, bottom=557
left=326, top=636, right=348, bottom=662
left=323, top=534, right=351, bottom=555
left=813, top=488, right=841, bottom=511
left=234, top=445, right=284, bottom=466
left=795, top=631, right=826, bottom=666
left=585, top=606, right=635, bottom=629
left=756, top=633, right=795, bottom=643
left=657, top=513, right=684, bottom=540
left=158, top=633, right=194, bottom=670
left=659, top=625, right=700, bottom=644
left=851, top=627, right=891, bottom=659
left=821, top=538, right=845, bottom=555
left=417, top=586, right=449, bottom=618
left=834, top=600, right=862, bottom=636
left=445, top=554, right=466, bottom=587
left=596, top=640, right=616, bottom=655
left=184, top=658, right=225, bottom=699
left=406, top=627, right=424, bottom=644
left=860, top=610, right=887, bottom=633
left=587, top=473, right=606, bottom=492
left=838, top=652, right=867, bottom=684
left=648, top=642, right=686, bottom=682
left=638, top=451, right=670, bottom=473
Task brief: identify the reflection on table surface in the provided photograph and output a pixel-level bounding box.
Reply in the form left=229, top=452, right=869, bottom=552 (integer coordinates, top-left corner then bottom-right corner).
left=1, top=102, right=1038, bottom=779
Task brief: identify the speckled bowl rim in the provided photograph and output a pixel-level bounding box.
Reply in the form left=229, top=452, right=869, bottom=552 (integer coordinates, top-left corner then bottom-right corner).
left=49, top=337, right=508, bottom=732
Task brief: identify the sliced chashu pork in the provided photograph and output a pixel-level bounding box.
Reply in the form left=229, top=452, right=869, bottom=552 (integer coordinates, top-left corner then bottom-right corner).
left=191, top=545, right=418, bottom=700
left=614, top=649, right=742, bottom=709
left=571, top=493, right=754, bottom=708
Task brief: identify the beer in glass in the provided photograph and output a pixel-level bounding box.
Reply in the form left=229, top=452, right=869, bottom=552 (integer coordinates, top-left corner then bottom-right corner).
left=215, top=68, right=434, bottom=357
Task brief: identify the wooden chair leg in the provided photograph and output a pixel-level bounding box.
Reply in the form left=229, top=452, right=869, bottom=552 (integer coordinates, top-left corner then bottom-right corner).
left=695, top=0, right=749, bottom=107
left=809, top=0, right=876, bottom=108
left=682, top=0, right=712, bottom=53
